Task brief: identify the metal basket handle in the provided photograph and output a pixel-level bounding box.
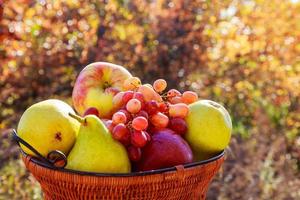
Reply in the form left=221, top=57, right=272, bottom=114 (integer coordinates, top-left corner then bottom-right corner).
left=12, top=129, right=67, bottom=169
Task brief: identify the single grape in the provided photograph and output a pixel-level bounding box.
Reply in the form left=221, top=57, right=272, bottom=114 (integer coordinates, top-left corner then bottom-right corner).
left=119, top=109, right=132, bottom=121
left=131, top=130, right=148, bottom=148
left=112, top=111, right=127, bottom=124
left=169, top=96, right=183, bottom=104
left=133, top=92, right=145, bottom=109
left=112, top=124, right=130, bottom=141
left=104, top=120, right=114, bottom=133
left=135, top=110, right=149, bottom=119
left=169, top=103, right=189, bottom=118
left=122, top=91, right=134, bottom=104
left=132, top=116, right=148, bottom=131
left=153, top=79, right=167, bottom=93
left=182, top=91, right=198, bottom=104
left=167, top=89, right=181, bottom=99
left=133, top=92, right=145, bottom=102
left=127, top=146, right=142, bottom=162
left=150, top=112, right=169, bottom=128
left=123, top=77, right=142, bottom=90
left=126, top=99, right=142, bottom=114
left=112, top=92, right=125, bottom=108
left=145, top=100, right=159, bottom=115
left=158, top=102, right=168, bottom=113
left=119, top=130, right=131, bottom=146
left=83, top=107, right=99, bottom=117
left=138, top=85, right=162, bottom=102
left=169, top=117, right=187, bottom=135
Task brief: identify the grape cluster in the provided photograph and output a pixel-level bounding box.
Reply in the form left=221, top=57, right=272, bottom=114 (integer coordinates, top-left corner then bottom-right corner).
left=84, top=77, right=199, bottom=162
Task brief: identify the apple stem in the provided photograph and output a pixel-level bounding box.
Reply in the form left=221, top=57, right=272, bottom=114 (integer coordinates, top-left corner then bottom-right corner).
left=69, top=113, right=86, bottom=124
left=103, top=81, right=111, bottom=89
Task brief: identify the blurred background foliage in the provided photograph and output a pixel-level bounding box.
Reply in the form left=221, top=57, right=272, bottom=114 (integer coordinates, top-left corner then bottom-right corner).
left=0, top=0, right=299, bottom=199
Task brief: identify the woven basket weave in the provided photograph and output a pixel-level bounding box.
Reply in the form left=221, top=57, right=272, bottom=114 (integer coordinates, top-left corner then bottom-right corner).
left=22, top=151, right=224, bottom=200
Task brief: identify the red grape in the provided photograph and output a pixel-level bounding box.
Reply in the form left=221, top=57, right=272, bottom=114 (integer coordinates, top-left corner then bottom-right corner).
left=145, top=100, right=159, bottom=115
left=182, top=91, right=198, bottom=104
left=126, top=99, right=142, bottom=114
left=112, top=92, right=125, bottom=108
left=131, top=130, right=148, bottom=148
left=112, top=111, right=127, bottom=124
left=83, top=107, right=99, bottom=117
left=169, top=103, right=189, bottom=118
left=158, top=102, right=168, bottom=113
left=133, top=92, right=145, bottom=103
left=104, top=120, right=114, bottom=133
left=167, top=89, right=181, bottom=98
left=133, top=92, right=145, bottom=109
left=123, top=77, right=142, bottom=90
left=169, top=118, right=187, bottom=135
left=138, top=85, right=162, bottom=102
left=153, top=79, right=167, bottom=93
left=135, top=110, right=149, bottom=119
left=122, top=91, right=134, bottom=104
left=132, top=116, right=148, bottom=131
left=150, top=112, right=169, bottom=128
left=112, top=124, right=130, bottom=141
left=127, top=146, right=142, bottom=162
left=119, top=131, right=131, bottom=146
left=169, top=96, right=183, bottom=104
left=119, top=109, right=132, bottom=121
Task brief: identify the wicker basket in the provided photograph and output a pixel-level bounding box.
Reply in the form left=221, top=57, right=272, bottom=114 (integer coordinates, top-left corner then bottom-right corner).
left=21, top=151, right=224, bottom=200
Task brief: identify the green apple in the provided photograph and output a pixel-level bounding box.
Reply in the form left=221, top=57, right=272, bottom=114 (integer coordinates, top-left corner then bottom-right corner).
left=185, top=100, right=232, bottom=161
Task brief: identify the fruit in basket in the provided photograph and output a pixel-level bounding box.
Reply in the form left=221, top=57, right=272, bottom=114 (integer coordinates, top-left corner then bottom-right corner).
left=169, top=118, right=187, bottom=135
left=66, top=114, right=130, bottom=173
left=17, top=99, right=80, bottom=157
left=185, top=100, right=232, bottom=161
left=136, top=129, right=193, bottom=171
left=72, top=62, right=132, bottom=118
left=137, top=84, right=162, bottom=102
left=123, top=76, right=142, bottom=90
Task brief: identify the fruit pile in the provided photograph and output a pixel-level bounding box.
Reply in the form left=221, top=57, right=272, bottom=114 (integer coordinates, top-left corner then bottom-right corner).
left=17, top=62, right=232, bottom=173
left=101, top=78, right=196, bottom=163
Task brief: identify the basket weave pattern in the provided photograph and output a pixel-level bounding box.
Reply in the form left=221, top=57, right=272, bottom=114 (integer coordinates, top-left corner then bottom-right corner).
left=22, top=155, right=224, bottom=200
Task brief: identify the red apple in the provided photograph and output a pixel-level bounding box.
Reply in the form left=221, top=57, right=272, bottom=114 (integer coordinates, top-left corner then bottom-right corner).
left=136, top=128, right=193, bottom=171
left=72, top=62, right=132, bottom=118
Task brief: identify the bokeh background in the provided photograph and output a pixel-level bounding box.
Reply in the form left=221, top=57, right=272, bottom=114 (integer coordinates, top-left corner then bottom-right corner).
left=1, top=0, right=300, bottom=199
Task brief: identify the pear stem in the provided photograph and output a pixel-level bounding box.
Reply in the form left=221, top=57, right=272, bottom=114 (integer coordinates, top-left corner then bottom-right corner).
left=69, top=113, right=86, bottom=124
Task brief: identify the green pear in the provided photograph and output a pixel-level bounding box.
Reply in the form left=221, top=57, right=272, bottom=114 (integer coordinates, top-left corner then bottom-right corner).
left=66, top=114, right=131, bottom=173
left=17, top=99, right=79, bottom=157
left=185, top=100, right=232, bottom=161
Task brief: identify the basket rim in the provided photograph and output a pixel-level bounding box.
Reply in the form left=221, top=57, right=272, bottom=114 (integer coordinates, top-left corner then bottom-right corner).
left=26, top=150, right=225, bottom=177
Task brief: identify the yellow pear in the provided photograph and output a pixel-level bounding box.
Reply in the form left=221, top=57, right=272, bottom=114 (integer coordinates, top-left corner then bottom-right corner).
left=66, top=114, right=131, bottom=173
left=17, top=99, right=80, bottom=157
left=185, top=100, right=232, bottom=161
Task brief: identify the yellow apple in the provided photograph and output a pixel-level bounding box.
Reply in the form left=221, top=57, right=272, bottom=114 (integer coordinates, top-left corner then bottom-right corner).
left=17, top=99, right=80, bottom=157
left=72, top=62, right=132, bottom=118
left=185, top=100, right=232, bottom=161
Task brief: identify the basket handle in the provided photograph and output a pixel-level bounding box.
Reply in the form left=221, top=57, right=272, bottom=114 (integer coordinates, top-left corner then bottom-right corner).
left=12, top=129, right=67, bottom=169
